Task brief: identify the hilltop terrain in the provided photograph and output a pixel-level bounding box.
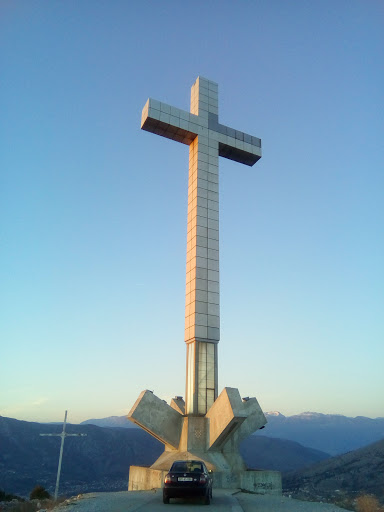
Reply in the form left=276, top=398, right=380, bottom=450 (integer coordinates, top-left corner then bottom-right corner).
left=284, top=438, right=384, bottom=504
left=0, top=416, right=162, bottom=498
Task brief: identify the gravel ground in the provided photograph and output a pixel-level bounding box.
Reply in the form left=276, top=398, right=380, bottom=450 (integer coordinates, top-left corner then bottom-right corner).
left=51, top=490, right=348, bottom=512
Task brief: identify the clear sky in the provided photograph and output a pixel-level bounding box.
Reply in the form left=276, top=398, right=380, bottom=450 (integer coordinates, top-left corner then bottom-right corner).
left=1, top=1, right=383, bottom=424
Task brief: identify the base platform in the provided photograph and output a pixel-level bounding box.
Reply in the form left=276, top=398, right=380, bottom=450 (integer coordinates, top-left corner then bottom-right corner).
left=128, top=465, right=282, bottom=494
left=128, top=387, right=281, bottom=495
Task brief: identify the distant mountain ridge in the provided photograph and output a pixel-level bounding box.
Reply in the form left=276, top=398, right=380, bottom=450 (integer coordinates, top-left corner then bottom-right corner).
left=0, top=416, right=329, bottom=497
left=261, top=411, right=384, bottom=455
left=81, top=411, right=384, bottom=456
left=80, top=416, right=137, bottom=428
left=241, top=435, right=329, bottom=473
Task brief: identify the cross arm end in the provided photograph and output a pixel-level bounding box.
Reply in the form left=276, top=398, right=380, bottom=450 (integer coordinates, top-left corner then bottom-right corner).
left=141, top=99, right=197, bottom=146
left=219, top=142, right=261, bottom=166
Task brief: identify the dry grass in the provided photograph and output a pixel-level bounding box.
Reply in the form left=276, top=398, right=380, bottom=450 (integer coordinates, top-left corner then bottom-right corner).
left=7, top=497, right=67, bottom=512
left=7, top=503, right=37, bottom=512
left=356, top=495, right=384, bottom=512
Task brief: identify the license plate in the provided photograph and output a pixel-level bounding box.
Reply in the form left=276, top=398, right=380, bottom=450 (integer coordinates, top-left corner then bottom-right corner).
left=178, top=477, right=193, bottom=482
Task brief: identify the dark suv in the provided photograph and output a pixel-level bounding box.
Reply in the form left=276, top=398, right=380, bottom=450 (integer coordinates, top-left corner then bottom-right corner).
left=163, top=459, right=213, bottom=505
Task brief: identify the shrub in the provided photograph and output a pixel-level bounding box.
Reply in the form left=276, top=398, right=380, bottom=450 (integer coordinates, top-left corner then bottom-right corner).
left=356, top=495, right=383, bottom=512
left=0, top=489, right=24, bottom=502
left=29, top=485, right=50, bottom=500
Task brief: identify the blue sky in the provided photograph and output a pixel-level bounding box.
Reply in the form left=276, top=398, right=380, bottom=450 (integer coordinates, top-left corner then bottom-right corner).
left=1, top=1, right=383, bottom=423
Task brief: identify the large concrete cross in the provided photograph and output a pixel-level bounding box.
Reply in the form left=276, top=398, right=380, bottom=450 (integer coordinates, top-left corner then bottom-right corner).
left=141, top=77, right=261, bottom=416
left=127, top=78, right=273, bottom=486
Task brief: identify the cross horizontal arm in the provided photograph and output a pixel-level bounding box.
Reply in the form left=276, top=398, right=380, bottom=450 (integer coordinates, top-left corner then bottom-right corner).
left=141, top=99, right=262, bottom=167
left=141, top=99, right=203, bottom=145
left=40, top=433, right=87, bottom=437
left=208, top=113, right=262, bottom=166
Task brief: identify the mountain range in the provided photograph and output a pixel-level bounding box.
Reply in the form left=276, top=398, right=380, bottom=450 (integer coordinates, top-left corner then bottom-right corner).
left=2, top=412, right=383, bottom=501
left=81, top=411, right=384, bottom=456
left=0, top=416, right=162, bottom=498
left=261, top=411, right=384, bottom=455
left=0, top=415, right=328, bottom=498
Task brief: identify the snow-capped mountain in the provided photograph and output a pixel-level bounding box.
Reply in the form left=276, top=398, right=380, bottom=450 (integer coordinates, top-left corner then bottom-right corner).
left=262, top=411, right=384, bottom=455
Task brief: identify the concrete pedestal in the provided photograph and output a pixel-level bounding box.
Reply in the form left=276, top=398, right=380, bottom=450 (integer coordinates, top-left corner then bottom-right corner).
left=128, top=466, right=282, bottom=494
left=127, top=387, right=282, bottom=494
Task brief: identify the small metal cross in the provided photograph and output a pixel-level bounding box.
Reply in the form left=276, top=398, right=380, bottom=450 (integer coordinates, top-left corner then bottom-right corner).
left=40, top=410, right=87, bottom=500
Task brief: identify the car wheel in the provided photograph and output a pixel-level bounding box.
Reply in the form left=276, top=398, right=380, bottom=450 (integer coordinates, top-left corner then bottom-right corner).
left=204, top=492, right=210, bottom=505
left=163, top=494, right=169, bottom=504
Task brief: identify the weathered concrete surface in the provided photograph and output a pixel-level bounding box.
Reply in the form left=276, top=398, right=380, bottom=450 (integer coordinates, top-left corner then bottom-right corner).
left=127, top=390, right=182, bottom=449
left=148, top=448, right=231, bottom=472
left=128, top=387, right=277, bottom=491
left=128, top=466, right=166, bottom=491
left=213, top=470, right=282, bottom=494
left=205, top=388, right=247, bottom=449
left=128, top=387, right=267, bottom=474
left=129, top=465, right=281, bottom=495
left=222, top=395, right=267, bottom=459
left=170, top=396, right=185, bottom=414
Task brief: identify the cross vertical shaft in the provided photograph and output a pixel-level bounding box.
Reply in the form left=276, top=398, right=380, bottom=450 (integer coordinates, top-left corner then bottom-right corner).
left=185, top=78, right=220, bottom=415
left=40, top=410, right=87, bottom=499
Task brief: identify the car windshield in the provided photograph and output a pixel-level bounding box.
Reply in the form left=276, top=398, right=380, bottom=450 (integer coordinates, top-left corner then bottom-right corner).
left=171, top=461, right=203, bottom=473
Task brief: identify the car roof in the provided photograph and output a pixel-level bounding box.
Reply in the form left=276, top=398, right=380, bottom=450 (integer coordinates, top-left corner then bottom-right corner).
left=172, top=460, right=204, bottom=464
left=170, top=460, right=206, bottom=471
